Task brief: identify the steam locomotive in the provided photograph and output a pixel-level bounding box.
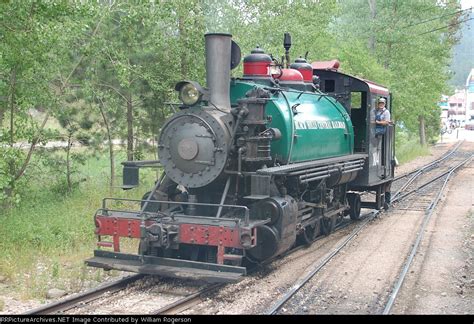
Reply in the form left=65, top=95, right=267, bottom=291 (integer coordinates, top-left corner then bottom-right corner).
left=86, top=33, right=395, bottom=282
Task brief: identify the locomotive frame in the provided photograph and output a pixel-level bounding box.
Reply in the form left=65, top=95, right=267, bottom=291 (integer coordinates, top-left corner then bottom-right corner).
left=86, top=33, right=395, bottom=282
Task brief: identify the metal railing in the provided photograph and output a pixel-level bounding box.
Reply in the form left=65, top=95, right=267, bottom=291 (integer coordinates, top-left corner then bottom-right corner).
left=99, top=197, right=251, bottom=225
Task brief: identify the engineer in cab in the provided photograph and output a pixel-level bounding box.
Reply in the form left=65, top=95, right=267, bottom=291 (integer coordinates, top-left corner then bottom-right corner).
left=374, top=97, right=392, bottom=136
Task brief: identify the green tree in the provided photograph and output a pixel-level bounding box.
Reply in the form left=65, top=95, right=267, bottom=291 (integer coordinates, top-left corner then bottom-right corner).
left=0, top=1, right=101, bottom=205
left=336, top=0, right=463, bottom=145
left=83, top=1, right=206, bottom=163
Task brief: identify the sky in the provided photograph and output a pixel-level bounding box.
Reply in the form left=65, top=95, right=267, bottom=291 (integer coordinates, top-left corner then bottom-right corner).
left=461, top=0, right=473, bottom=9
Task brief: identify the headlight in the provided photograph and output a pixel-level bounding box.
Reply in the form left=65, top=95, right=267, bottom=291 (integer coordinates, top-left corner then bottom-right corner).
left=180, top=83, right=201, bottom=106
left=175, top=81, right=208, bottom=106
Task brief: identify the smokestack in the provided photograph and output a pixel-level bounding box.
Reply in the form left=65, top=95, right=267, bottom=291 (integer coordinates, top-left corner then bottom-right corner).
left=205, top=33, right=231, bottom=113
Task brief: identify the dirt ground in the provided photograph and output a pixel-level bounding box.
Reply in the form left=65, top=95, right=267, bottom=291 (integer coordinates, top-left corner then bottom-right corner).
left=178, top=140, right=473, bottom=315
left=276, top=141, right=473, bottom=315
left=391, top=159, right=473, bottom=314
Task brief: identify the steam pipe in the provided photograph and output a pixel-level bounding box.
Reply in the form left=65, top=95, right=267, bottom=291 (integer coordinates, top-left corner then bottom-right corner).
left=205, top=33, right=232, bottom=113
left=216, top=177, right=231, bottom=218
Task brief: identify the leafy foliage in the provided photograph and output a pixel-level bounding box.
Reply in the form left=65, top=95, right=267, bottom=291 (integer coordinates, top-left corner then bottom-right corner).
left=0, top=0, right=466, bottom=204
left=336, top=0, right=462, bottom=143
left=0, top=1, right=96, bottom=204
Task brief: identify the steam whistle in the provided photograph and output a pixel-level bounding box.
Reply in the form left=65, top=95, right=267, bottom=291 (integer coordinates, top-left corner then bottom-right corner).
left=283, top=32, right=292, bottom=68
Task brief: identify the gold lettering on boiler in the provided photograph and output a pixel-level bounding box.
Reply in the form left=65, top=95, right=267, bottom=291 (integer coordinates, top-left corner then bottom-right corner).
left=295, top=120, right=346, bottom=130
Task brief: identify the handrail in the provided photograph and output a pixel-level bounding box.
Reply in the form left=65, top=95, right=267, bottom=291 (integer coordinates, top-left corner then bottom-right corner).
left=100, top=197, right=250, bottom=226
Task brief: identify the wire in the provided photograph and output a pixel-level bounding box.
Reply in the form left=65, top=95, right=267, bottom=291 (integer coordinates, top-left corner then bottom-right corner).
left=357, top=6, right=472, bottom=38
left=404, top=7, right=472, bottom=29
left=418, top=16, right=474, bottom=36
left=376, top=15, right=473, bottom=46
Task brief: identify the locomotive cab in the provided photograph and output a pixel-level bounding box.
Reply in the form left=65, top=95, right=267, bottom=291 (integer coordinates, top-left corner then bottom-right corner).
left=313, top=61, right=395, bottom=209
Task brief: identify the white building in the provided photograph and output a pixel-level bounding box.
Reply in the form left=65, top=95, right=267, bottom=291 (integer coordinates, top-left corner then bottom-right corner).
left=448, top=90, right=465, bottom=119
left=441, top=69, right=474, bottom=123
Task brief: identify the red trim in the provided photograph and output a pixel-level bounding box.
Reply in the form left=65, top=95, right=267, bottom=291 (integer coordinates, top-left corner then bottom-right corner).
left=217, top=245, right=225, bottom=264
left=95, top=216, right=143, bottom=238
left=97, top=241, right=113, bottom=248
left=95, top=215, right=256, bottom=257
left=311, top=60, right=340, bottom=71
left=276, top=69, right=304, bottom=82
left=243, top=62, right=270, bottom=76
left=95, top=216, right=145, bottom=252
left=312, top=59, right=389, bottom=96
left=179, top=224, right=242, bottom=247
left=295, top=68, right=313, bottom=82
left=366, top=81, right=389, bottom=96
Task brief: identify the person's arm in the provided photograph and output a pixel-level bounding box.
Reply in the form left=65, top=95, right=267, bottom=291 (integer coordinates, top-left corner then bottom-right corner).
left=375, top=119, right=391, bottom=126
left=376, top=110, right=392, bottom=125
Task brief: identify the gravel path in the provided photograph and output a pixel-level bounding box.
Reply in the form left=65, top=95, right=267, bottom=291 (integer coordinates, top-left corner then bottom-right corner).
left=264, top=142, right=473, bottom=315
left=391, top=156, right=473, bottom=314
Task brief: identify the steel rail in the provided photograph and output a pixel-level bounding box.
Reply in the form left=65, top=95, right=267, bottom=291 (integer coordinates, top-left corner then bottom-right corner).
left=391, top=156, right=471, bottom=204
left=24, top=274, right=144, bottom=315
left=263, top=152, right=470, bottom=315
left=149, top=216, right=359, bottom=315
left=382, top=154, right=472, bottom=314
left=152, top=283, right=223, bottom=315
left=25, top=210, right=363, bottom=315
left=264, top=210, right=379, bottom=315
left=391, top=140, right=463, bottom=201
left=262, top=216, right=357, bottom=267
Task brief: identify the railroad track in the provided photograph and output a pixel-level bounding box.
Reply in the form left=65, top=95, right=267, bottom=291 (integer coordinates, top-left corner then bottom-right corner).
left=151, top=283, right=222, bottom=315
left=25, top=142, right=469, bottom=315
left=154, top=143, right=471, bottom=315
left=381, top=154, right=473, bottom=314
left=391, top=140, right=463, bottom=184
left=25, top=274, right=144, bottom=315
left=391, top=152, right=471, bottom=210
left=150, top=216, right=361, bottom=315
left=25, top=210, right=359, bottom=315
left=360, top=140, right=462, bottom=205
left=27, top=274, right=216, bottom=315
left=262, top=150, right=472, bottom=315
left=264, top=210, right=379, bottom=314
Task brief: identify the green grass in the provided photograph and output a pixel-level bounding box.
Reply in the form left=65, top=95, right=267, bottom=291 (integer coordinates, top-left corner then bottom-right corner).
left=0, top=149, right=158, bottom=300
left=395, top=133, right=430, bottom=165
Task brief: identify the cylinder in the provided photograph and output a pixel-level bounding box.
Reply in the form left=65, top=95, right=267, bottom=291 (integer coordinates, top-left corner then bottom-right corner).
left=205, top=33, right=232, bottom=113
